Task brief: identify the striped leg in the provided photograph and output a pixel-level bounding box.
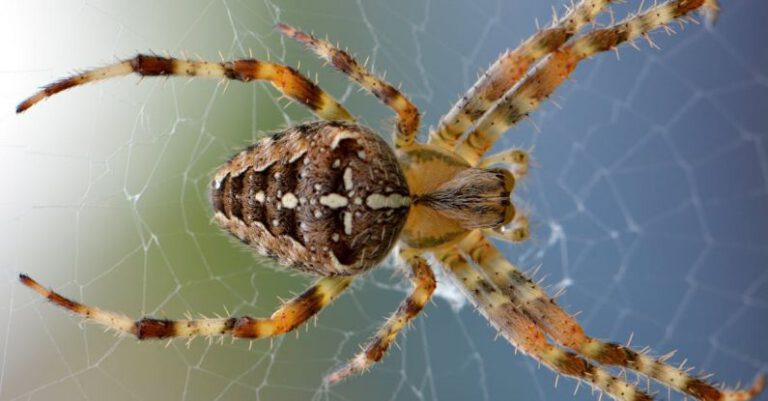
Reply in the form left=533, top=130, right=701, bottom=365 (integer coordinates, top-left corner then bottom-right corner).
left=325, top=251, right=436, bottom=384
left=428, top=0, right=616, bottom=149
left=276, top=23, right=420, bottom=148
left=459, top=231, right=766, bottom=401
left=477, top=148, right=531, bottom=178
left=16, top=54, right=353, bottom=121
left=437, top=250, right=653, bottom=401
left=456, top=0, right=721, bottom=164
left=19, top=273, right=352, bottom=340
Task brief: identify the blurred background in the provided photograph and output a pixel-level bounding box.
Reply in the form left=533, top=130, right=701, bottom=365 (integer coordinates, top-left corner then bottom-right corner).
left=2, top=0, right=767, bottom=400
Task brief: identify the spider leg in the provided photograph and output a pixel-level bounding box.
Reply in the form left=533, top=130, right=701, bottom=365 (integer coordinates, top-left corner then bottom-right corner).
left=276, top=23, right=420, bottom=148
left=428, top=0, right=616, bottom=150
left=477, top=147, right=531, bottom=178
left=437, top=249, right=654, bottom=401
left=16, top=54, right=353, bottom=121
left=19, top=273, right=352, bottom=340
left=459, top=231, right=766, bottom=401
left=455, top=0, right=721, bottom=165
left=325, top=250, right=436, bottom=384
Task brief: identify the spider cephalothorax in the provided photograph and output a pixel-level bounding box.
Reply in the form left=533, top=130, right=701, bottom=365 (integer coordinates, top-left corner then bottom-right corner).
left=16, top=1, right=766, bottom=400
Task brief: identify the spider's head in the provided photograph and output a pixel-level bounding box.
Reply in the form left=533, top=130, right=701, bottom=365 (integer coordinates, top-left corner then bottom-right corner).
left=413, top=167, right=515, bottom=230
left=397, top=144, right=516, bottom=250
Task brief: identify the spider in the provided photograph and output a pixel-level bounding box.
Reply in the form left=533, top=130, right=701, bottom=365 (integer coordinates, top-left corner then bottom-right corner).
left=16, top=0, right=766, bottom=400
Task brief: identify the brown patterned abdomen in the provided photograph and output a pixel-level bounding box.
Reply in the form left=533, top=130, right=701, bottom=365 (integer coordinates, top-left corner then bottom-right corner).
left=210, top=121, right=410, bottom=276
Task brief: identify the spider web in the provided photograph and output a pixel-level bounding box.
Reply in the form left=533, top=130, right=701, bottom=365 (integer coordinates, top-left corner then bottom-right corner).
left=2, top=0, right=767, bottom=400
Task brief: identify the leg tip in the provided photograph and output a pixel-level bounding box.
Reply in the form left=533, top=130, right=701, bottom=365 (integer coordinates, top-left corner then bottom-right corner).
left=323, top=363, right=359, bottom=386
left=19, top=273, right=34, bottom=286
left=274, top=22, right=311, bottom=43
left=16, top=100, right=32, bottom=113
left=751, top=374, right=766, bottom=397
left=322, top=370, right=346, bottom=386
left=323, top=355, right=371, bottom=385
left=18, top=273, right=49, bottom=298
left=274, top=22, right=293, bottom=35
left=703, top=0, right=720, bottom=27
left=16, top=92, right=46, bottom=113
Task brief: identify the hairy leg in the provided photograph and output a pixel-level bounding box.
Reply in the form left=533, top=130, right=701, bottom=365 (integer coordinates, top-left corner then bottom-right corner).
left=459, top=231, right=765, bottom=401
left=428, top=0, right=616, bottom=149
left=16, top=54, right=353, bottom=121
left=477, top=147, right=531, bottom=178
left=325, top=250, right=436, bottom=384
left=277, top=23, right=420, bottom=148
left=437, top=249, right=653, bottom=401
left=19, top=273, right=352, bottom=340
left=456, top=0, right=721, bottom=164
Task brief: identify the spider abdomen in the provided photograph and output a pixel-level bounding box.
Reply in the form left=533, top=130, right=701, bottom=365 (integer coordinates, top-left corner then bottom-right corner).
left=211, top=121, right=410, bottom=275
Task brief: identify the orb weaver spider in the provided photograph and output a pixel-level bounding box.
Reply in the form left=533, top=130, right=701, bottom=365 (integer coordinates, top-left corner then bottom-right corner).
left=16, top=0, right=766, bottom=400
